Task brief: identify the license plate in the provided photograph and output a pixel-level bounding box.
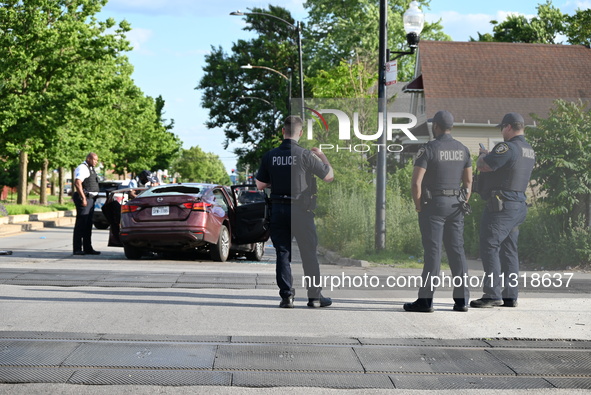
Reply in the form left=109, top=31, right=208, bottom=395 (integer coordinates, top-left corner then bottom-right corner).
left=151, top=206, right=169, bottom=216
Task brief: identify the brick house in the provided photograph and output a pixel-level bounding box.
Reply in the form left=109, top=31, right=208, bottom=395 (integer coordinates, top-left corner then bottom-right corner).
left=399, top=41, right=591, bottom=155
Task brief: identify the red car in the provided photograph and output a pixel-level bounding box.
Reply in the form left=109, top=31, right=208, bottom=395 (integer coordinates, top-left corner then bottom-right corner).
left=119, top=183, right=268, bottom=261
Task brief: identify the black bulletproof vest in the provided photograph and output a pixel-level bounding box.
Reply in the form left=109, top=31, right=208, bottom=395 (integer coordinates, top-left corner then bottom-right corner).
left=267, top=139, right=310, bottom=200
left=487, top=138, right=535, bottom=192
left=82, top=163, right=99, bottom=193
left=422, top=136, right=469, bottom=191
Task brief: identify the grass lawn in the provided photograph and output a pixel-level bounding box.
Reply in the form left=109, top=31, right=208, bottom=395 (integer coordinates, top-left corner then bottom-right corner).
left=1, top=194, right=75, bottom=215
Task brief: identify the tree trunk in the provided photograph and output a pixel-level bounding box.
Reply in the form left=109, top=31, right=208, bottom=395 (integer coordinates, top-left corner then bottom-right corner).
left=40, top=159, right=48, bottom=205
left=17, top=151, right=28, bottom=205
left=58, top=167, right=64, bottom=205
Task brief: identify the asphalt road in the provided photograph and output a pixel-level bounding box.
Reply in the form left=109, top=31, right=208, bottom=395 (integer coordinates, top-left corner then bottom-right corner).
left=0, top=226, right=590, bottom=394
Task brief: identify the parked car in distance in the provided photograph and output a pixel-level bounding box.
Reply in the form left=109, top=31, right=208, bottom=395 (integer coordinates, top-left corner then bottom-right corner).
left=119, top=183, right=269, bottom=261
left=93, top=180, right=130, bottom=229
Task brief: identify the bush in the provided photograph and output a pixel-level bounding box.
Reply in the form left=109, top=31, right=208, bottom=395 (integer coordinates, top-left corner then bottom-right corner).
left=519, top=205, right=591, bottom=269
left=316, top=183, right=422, bottom=261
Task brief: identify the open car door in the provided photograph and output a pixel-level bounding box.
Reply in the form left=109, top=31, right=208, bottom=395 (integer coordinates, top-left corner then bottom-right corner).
left=102, top=187, right=147, bottom=247
left=230, top=184, right=270, bottom=244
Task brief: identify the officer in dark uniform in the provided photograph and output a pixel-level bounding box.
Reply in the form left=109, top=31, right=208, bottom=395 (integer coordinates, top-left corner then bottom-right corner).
left=404, top=110, right=472, bottom=313
left=256, top=116, right=334, bottom=308
left=471, top=113, right=535, bottom=308
left=72, top=152, right=101, bottom=255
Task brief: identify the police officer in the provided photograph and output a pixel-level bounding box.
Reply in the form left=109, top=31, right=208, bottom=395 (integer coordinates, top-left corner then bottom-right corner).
left=256, top=116, right=334, bottom=308
left=129, top=170, right=159, bottom=198
left=471, top=113, right=535, bottom=308
left=404, top=110, right=472, bottom=313
left=72, top=152, right=101, bottom=256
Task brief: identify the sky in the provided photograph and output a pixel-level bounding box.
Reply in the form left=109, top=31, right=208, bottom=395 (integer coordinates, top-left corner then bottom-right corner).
left=97, top=0, right=591, bottom=173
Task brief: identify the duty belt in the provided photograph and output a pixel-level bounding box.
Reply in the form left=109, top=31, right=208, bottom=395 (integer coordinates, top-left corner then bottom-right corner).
left=432, top=189, right=460, bottom=196
left=271, top=199, right=293, bottom=205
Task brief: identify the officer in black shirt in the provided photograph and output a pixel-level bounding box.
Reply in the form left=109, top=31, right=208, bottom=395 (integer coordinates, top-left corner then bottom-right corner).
left=471, top=113, right=535, bottom=308
left=256, top=116, right=334, bottom=308
left=404, top=110, right=472, bottom=313
left=72, top=152, right=101, bottom=255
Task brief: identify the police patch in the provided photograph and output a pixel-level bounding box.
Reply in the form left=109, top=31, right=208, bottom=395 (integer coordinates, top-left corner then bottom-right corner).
left=494, top=143, right=509, bottom=155
left=416, top=147, right=426, bottom=159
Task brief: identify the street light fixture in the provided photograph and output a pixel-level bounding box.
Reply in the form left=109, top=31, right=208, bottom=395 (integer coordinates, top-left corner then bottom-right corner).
left=241, top=64, right=292, bottom=114
left=375, top=0, right=424, bottom=251
left=241, top=64, right=290, bottom=81
left=230, top=10, right=305, bottom=120
left=389, top=1, right=425, bottom=60
left=239, top=95, right=273, bottom=107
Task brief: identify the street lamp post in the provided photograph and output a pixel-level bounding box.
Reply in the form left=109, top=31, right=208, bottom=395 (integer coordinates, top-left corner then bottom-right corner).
left=230, top=10, right=305, bottom=120
left=375, top=0, right=424, bottom=251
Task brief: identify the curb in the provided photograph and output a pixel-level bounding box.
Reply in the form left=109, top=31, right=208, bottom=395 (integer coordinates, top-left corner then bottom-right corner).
left=317, top=246, right=371, bottom=267
left=0, top=210, right=76, bottom=236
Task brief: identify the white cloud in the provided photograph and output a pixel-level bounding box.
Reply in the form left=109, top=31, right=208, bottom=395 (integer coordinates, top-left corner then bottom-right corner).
left=107, top=0, right=307, bottom=18
left=427, top=10, right=537, bottom=41
left=563, top=0, right=591, bottom=12
left=426, top=11, right=492, bottom=41
left=125, top=28, right=153, bottom=54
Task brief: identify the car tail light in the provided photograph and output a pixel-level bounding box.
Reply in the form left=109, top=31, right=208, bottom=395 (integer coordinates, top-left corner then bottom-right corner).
left=181, top=202, right=211, bottom=211
left=121, top=204, right=142, bottom=213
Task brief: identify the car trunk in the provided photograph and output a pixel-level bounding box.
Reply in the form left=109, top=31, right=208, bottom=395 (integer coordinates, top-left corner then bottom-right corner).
left=127, top=195, right=206, bottom=223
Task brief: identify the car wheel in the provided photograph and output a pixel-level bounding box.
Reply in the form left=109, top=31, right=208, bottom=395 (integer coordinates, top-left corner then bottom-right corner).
left=245, top=242, right=265, bottom=261
left=124, top=245, right=142, bottom=260
left=210, top=225, right=230, bottom=262
left=94, top=222, right=110, bottom=230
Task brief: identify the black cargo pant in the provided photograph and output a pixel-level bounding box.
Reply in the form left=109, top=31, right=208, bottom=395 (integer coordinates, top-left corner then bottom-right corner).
left=417, top=195, right=470, bottom=306
left=270, top=201, right=322, bottom=299
left=72, top=192, right=96, bottom=253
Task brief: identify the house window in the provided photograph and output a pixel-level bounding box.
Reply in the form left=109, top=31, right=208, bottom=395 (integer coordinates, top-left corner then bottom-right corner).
left=418, top=95, right=425, bottom=115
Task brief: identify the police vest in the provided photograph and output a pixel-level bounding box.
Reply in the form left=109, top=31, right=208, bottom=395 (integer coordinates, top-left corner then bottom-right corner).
left=421, top=137, right=470, bottom=191
left=82, top=163, right=99, bottom=193
left=487, top=139, right=535, bottom=193
left=266, top=140, right=314, bottom=204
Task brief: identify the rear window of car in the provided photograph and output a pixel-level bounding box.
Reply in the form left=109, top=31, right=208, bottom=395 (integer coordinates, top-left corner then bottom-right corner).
left=140, top=185, right=203, bottom=196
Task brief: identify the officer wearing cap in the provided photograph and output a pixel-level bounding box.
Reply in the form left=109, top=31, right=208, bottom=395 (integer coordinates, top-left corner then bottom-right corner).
left=129, top=170, right=159, bottom=198
left=256, top=116, right=334, bottom=308
left=404, top=110, right=472, bottom=313
left=470, top=112, right=535, bottom=308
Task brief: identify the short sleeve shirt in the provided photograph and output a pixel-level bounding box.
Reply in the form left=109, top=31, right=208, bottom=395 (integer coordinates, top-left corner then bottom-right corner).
left=74, top=162, right=91, bottom=182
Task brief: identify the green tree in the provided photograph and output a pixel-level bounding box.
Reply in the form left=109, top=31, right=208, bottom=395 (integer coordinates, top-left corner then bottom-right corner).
left=1, top=0, right=181, bottom=201
left=528, top=100, right=591, bottom=227
left=565, top=9, right=591, bottom=48
left=470, top=1, right=569, bottom=44
left=198, top=5, right=293, bottom=170
left=172, top=146, right=230, bottom=185
left=0, top=0, right=132, bottom=202
left=304, top=0, right=450, bottom=81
